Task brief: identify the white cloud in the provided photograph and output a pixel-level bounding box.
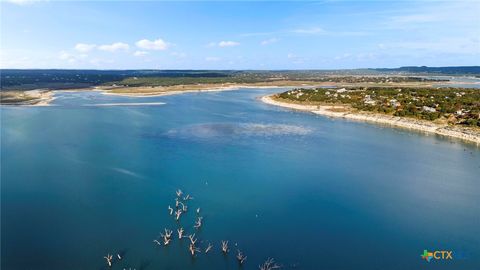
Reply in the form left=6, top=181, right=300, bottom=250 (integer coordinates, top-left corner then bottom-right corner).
left=260, top=38, right=278, bottom=45
left=58, top=51, right=71, bottom=60
left=133, top=50, right=149, bottom=57
left=218, top=41, right=240, bottom=47
left=205, top=56, right=221, bottom=62
left=293, top=27, right=325, bottom=34
left=390, top=14, right=438, bottom=25
left=58, top=51, right=77, bottom=64
left=135, top=38, right=169, bottom=50
left=74, top=43, right=96, bottom=53
left=242, top=27, right=367, bottom=38
left=98, top=42, right=130, bottom=52
left=207, top=41, right=240, bottom=48
left=58, top=51, right=91, bottom=64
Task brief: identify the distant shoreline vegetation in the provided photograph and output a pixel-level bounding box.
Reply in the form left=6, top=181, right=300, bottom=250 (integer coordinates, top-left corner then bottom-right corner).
left=1, top=66, right=478, bottom=91
left=276, top=87, right=480, bottom=128
left=1, top=67, right=479, bottom=106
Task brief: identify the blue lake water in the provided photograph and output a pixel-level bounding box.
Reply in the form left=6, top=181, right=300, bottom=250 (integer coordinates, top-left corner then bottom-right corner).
left=429, top=76, right=480, bottom=88
left=1, top=88, right=479, bottom=270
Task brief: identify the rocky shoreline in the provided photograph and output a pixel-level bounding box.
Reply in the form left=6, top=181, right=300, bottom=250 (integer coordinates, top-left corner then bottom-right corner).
left=261, top=95, right=480, bottom=145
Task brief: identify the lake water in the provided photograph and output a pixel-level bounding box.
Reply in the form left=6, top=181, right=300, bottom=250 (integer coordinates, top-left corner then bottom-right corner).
left=1, top=88, right=479, bottom=270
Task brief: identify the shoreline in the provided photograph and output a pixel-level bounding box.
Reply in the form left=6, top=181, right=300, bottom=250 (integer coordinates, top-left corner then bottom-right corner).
left=82, top=102, right=166, bottom=106
left=33, top=90, right=56, bottom=106
left=98, top=84, right=285, bottom=98
left=0, top=90, right=56, bottom=107
left=261, top=95, right=480, bottom=145
left=3, top=86, right=479, bottom=144
left=1, top=84, right=289, bottom=106
left=1, top=79, right=451, bottom=105
left=95, top=80, right=332, bottom=98
left=0, top=85, right=284, bottom=107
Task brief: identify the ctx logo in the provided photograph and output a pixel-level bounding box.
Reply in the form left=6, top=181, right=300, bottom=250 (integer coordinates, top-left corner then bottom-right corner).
left=421, top=250, right=453, bottom=262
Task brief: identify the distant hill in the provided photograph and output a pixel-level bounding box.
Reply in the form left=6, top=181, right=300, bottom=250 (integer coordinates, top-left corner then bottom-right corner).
left=0, top=69, right=233, bottom=91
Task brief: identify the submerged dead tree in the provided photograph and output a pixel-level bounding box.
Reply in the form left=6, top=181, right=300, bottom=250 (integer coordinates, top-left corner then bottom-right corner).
left=174, top=209, right=182, bottom=221
left=160, top=229, right=173, bottom=245
left=103, top=254, right=113, bottom=267
left=221, top=241, right=229, bottom=254
left=189, top=243, right=201, bottom=256
left=236, top=250, right=247, bottom=265
left=259, top=258, right=280, bottom=270
left=187, top=234, right=197, bottom=245
left=177, top=227, right=184, bottom=239
left=194, top=216, right=203, bottom=229
left=205, top=243, right=213, bottom=253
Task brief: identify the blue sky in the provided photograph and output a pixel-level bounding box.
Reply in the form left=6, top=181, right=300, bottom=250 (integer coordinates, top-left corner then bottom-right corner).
left=1, top=0, right=479, bottom=69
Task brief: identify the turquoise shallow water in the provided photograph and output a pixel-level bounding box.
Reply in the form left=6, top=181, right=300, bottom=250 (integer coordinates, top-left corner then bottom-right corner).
left=1, top=88, right=479, bottom=270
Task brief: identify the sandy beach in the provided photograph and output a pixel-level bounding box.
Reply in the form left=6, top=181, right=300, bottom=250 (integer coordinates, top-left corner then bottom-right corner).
left=97, top=81, right=323, bottom=98
left=31, top=90, right=56, bottom=106
left=261, top=95, right=480, bottom=144
left=0, top=90, right=56, bottom=106
left=83, top=102, right=166, bottom=106
left=99, top=85, right=267, bottom=97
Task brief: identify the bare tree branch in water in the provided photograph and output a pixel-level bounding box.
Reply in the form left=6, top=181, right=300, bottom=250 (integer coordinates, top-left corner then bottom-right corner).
left=221, top=241, right=229, bottom=254
left=177, top=228, right=184, bottom=239
left=187, top=234, right=197, bottom=245
left=237, top=249, right=247, bottom=265
left=205, top=243, right=213, bottom=253
left=179, top=201, right=187, bottom=212
left=194, top=216, right=203, bottom=229
left=175, top=198, right=180, bottom=208
left=103, top=254, right=113, bottom=267
left=174, top=209, right=182, bottom=221
left=189, top=243, right=201, bottom=256
left=259, top=258, right=281, bottom=270
left=160, top=229, right=173, bottom=245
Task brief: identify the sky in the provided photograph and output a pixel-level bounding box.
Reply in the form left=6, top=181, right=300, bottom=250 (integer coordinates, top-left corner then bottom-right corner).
left=1, top=0, right=479, bottom=69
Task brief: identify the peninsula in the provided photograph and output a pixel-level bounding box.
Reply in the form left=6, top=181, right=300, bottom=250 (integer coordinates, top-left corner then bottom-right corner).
left=261, top=87, right=480, bottom=144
